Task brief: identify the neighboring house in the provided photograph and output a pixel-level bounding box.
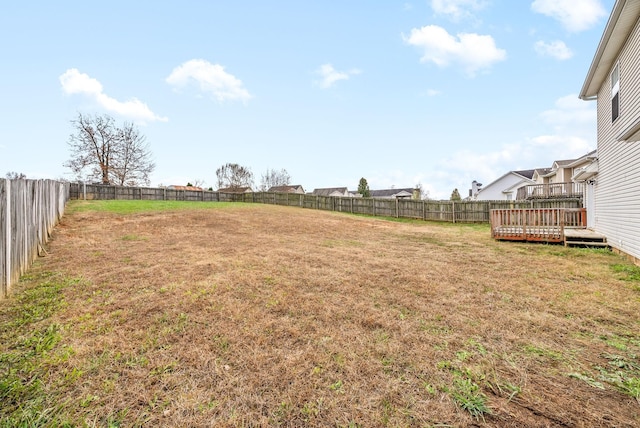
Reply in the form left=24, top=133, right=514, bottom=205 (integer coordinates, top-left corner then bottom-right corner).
left=468, top=180, right=483, bottom=199
left=218, top=186, right=253, bottom=193
left=369, top=188, right=419, bottom=199
left=531, top=151, right=597, bottom=185
left=268, top=185, right=305, bottom=194
left=167, top=185, right=203, bottom=191
left=517, top=151, right=597, bottom=199
left=473, top=170, right=535, bottom=200
left=312, top=187, right=350, bottom=197
left=579, top=0, right=640, bottom=261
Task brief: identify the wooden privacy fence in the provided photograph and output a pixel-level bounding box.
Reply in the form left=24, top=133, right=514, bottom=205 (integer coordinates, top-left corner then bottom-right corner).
left=69, top=183, right=582, bottom=224
left=490, top=208, right=587, bottom=243
left=1, top=179, right=69, bottom=297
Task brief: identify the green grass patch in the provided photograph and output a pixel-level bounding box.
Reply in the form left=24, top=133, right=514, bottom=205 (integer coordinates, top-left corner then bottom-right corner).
left=448, top=377, right=491, bottom=419
left=610, top=263, right=640, bottom=282
left=0, top=273, right=81, bottom=426
left=65, top=199, right=244, bottom=215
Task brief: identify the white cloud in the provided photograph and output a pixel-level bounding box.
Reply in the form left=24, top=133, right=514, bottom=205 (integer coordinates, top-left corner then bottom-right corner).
left=431, top=0, right=488, bottom=21
left=166, top=59, right=251, bottom=103
left=427, top=94, right=596, bottom=198
left=531, top=0, right=607, bottom=32
left=59, top=69, right=167, bottom=124
left=539, top=93, right=596, bottom=133
left=534, top=40, right=574, bottom=60
left=403, top=25, right=506, bottom=77
left=427, top=89, right=442, bottom=96
left=314, top=64, right=361, bottom=89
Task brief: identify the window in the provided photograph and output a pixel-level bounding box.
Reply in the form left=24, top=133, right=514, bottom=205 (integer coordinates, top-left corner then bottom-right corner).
left=611, top=63, right=620, bottom=122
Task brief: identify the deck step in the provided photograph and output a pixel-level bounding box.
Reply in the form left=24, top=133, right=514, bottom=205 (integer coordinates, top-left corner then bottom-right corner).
left=564, top=240, right=609, bottom=247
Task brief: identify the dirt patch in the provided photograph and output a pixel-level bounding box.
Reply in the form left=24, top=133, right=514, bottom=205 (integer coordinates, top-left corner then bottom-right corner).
left=3, top=202, right=640, bottom=426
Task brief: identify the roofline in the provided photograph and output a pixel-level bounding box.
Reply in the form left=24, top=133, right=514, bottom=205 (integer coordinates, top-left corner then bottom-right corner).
left=580, top=0, right=632, bottom=99
left=479, top=171, right=534, bottom=192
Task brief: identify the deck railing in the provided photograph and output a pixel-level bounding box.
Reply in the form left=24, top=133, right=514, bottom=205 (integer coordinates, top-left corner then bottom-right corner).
left=516, top=182, right=584, bottom=200
left=490, top=208, right=586, bottom=242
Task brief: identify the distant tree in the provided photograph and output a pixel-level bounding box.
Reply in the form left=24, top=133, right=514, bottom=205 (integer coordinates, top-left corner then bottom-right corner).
left=186, top=182, right=193, bottom=187
left=450, top=188, right=462, bottom=201
left=64, top=113, right=154, bottom=186
left=216, top=163, right=254, bottom=190
left=414, top=183, right=430, bottom=200
left=358, top=177, right=370, bottom=197
left=259, top=168, right=291, bottom=191
left=5, top=172, right=26, bottom=179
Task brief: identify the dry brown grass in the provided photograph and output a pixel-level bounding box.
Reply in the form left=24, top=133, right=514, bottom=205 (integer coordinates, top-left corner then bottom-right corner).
left=2, top=201, right=640, bottom=426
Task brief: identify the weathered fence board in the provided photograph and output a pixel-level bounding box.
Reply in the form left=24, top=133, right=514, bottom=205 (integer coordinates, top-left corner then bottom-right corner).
left=0, top=179, right=69, bottom=297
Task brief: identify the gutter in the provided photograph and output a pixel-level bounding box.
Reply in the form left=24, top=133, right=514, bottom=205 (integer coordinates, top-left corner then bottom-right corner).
left=579, top=0, right=626, bottom=99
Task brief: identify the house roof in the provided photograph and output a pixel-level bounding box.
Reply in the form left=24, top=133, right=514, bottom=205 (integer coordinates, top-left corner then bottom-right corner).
left=512, top=169, right=536, bottom=180
left=556, top=150, right=598, bottom=167
left=477, top=170, right=535, bottom=196
left=312, top=187, right=347, bottom=196
left=268, top=185, right=304, bottom=193
left=572, top=160, right=600, bottom=181
left=580, top=0, right=640, bottom=99
left=534, top=168, right=553, bottom=178
left=370, top=188, right=414, bottom=197
left=168, top=185, right=203, bottom=191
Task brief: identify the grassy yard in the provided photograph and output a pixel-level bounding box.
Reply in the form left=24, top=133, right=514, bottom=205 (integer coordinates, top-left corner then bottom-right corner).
left=1, top=200, right=639, bottom=427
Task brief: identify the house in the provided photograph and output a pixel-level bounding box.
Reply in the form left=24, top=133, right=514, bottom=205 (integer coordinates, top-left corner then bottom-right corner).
left=516, top=151, right=597, bottom=200
left=267, top=185, right=305, bottom=194
left=218, top=186, right=253, bottom=193
left=579, top=0, right=640, bottom=260
left=167, top=185, right=203, bottom=191
left=531, top=151, right=597, bottom=185
left=312, top=187, right=350, bottom=197
left=473, top=170, right=536, bottom=201
left=369, top=188, right=419, bottom=199
left=469, top=180, right=483, bottom=199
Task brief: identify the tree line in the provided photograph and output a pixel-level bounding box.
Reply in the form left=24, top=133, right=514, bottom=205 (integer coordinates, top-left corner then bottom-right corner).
left=62, top=113, right=293, bottom=191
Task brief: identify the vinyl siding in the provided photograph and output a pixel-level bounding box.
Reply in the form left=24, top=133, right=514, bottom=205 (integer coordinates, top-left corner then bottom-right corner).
left=594, top=16, right=640, bottom=259
left=475, top=174, right=529, bottom=200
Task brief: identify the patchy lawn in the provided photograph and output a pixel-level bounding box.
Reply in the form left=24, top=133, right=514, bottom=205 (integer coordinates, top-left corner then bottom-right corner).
left=1, top=201, right=639, bottom=427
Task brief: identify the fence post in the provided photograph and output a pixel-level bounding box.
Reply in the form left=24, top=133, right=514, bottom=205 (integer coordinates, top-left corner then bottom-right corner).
left=395, top=198, right=399, bottom=218
left=83, top=181, right=86, bottom=200
left=452, top=201, right=456, bottom=223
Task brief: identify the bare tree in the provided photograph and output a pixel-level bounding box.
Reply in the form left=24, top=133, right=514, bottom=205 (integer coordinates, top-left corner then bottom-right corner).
left=110, top=122, right=155, bottom=186
left=259, top=168, right=291, bottom=191
left=191, top=179, right=205, bottom=188
left=64, top=113, right=155, bottom=186
left=216, top=163, right=254, bottom=190
left=5, top=172, right=27, bottom=179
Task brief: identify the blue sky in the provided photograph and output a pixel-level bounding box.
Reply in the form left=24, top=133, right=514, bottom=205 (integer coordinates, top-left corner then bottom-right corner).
left=0, top=0, right=613, bottom=199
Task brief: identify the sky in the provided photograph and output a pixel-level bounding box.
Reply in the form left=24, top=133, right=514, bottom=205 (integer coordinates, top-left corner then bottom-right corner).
left=0, top=0, right=615, bottom=199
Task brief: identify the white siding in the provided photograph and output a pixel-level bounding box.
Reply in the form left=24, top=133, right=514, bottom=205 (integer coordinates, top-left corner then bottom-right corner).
left=594, top=16, right=640, bottom=259
left=475, top=174, right=529, bottom=200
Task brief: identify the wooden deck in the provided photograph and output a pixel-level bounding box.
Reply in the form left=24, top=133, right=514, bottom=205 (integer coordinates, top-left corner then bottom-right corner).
left=490, top=208, right=607, bottom=247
